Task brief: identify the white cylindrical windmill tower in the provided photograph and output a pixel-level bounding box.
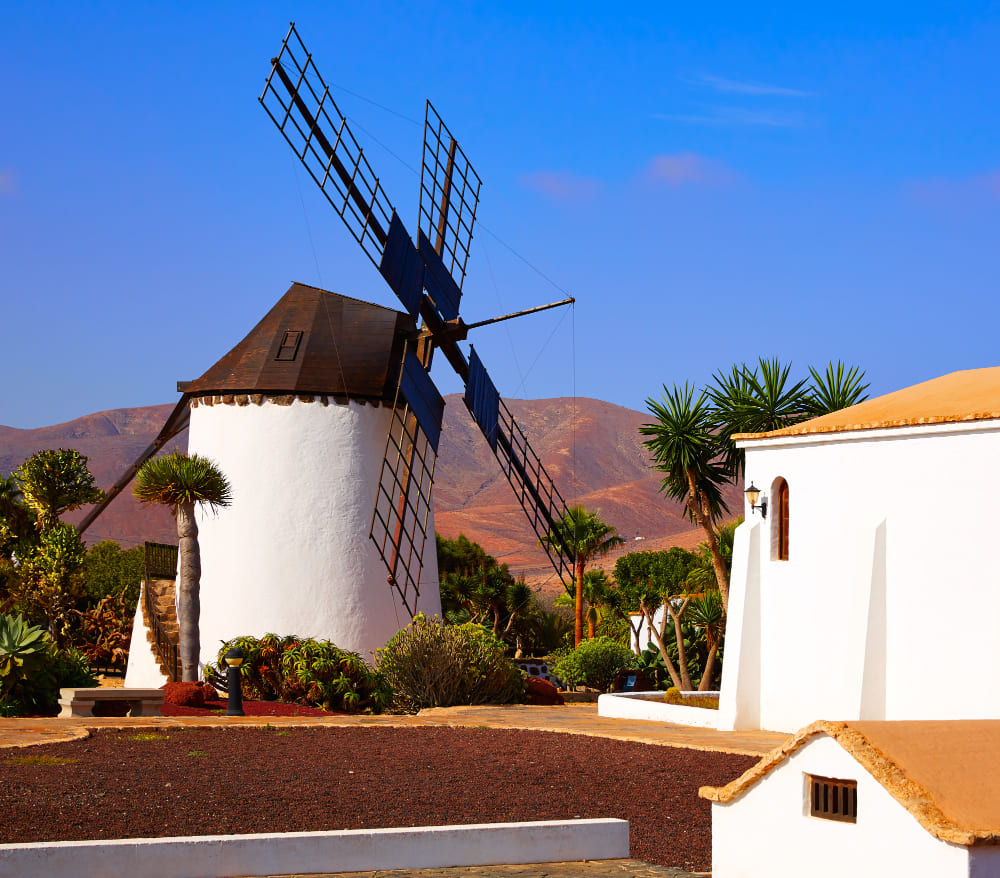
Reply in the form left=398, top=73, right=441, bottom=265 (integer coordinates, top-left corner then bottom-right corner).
left=184, top=281, right=441, bottom=670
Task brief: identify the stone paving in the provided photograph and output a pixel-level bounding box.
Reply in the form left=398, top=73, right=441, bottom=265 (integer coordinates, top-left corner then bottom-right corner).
left=0, top=703, right=789, bottom=755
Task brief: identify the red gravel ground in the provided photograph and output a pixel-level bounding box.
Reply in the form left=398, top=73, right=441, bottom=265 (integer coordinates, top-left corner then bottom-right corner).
left=160, top=698, right=343, bottom=717
left=0, top=726, right=754, bottom=872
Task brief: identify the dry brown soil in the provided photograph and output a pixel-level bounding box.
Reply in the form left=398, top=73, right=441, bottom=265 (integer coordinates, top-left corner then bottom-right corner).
left=0, top=726, right=754, bottom=872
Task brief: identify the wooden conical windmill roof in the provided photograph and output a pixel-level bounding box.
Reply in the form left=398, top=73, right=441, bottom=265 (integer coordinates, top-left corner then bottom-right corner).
left=184, top=283, right=415, bottom=402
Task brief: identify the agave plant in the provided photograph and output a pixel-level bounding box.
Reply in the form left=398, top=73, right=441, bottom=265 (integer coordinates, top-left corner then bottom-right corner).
left=0, top=613, right=51, bottom=699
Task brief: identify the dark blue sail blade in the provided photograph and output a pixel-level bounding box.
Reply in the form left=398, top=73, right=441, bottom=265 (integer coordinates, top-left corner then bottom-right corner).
left=399, top=352, right=445, bottom=452
left=379, top=213, right=424, bottom=318
left=464, top=348, right=499, bottom=450
left=417, top=228, right=463, bottom=321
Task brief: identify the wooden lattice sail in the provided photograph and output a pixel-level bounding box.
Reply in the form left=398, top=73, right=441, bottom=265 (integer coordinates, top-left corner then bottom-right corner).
left=261, top=23, right=575, bottom=603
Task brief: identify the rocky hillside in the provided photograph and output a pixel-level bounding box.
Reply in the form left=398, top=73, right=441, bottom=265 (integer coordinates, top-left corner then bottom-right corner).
left=1, top=396, right=742, bottom=594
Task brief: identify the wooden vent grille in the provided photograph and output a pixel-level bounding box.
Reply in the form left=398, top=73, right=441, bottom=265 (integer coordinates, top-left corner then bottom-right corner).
left=808, top=775, right=857, bottom=823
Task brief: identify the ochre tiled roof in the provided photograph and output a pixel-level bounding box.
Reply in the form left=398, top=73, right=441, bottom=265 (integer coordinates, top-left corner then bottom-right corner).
left=734, top=367, right=1000, bottom=441
left=700, top=719, right=1000, bottom=846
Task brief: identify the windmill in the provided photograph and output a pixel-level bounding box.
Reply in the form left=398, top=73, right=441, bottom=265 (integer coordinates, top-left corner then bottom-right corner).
left=82, top=23, right=578, bottom=683
left=259, top=22, right=577, bottom=614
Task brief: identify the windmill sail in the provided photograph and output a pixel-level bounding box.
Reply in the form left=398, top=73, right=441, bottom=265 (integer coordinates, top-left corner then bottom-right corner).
left=260, top=23, right=394, bottom=269
left=419, top=102, right=481, bottom=296
left=370, top=346, right=444, bottom=614
left=464, top=350, right=575, bottom=585
left=262, top=26, right=575, bottom=597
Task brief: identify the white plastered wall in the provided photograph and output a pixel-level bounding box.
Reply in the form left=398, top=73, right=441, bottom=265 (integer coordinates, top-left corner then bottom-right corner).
left=723, top=420, right=1000, bottom=731
left=187, top=397, right=441, bottom=669
left=711, top=735, right=970, bottom=878
left=123, top=583, right=169, bottom=688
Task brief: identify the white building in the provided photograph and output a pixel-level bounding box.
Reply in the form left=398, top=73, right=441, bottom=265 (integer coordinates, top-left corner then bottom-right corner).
left=702, top=719, right=1000, bottom=878
left=718, top=367, right=1000, bottom=732
left=126, top=283, right=442, bottom=686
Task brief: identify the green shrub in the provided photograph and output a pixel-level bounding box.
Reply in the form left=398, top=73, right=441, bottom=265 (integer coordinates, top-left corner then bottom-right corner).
left=0, top=613, right=97, bottom=715
left=552, top=636, right=639, bottom=692
left=79, top=541, right=143, bottom=611
left=49, top=646, right=99, bottom=689
left=376, top=614, right=523, bottom=710
left=208, top=634, right=392, bottom=714
left=0, top=696, right=28, bottom=718
left=211, top=633, right=293, bottom=701
left=636, top=645, right=672, bottom=690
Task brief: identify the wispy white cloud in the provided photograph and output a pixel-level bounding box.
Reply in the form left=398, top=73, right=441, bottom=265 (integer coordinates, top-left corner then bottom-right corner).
left=693, top=74, right=815, bottom=98
left=519, top=170, right=602, bottom=203
left=906, top=170, right=1000, bottom=204
left=643, top=153, right=736, bottom=187
left=0, top=170, right=15, bottom=197
left=653, top=106, right=803, bottom=128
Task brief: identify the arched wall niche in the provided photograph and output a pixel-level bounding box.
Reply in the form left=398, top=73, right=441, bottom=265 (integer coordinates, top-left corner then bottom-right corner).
left=770, top=476, right=790, bottom=561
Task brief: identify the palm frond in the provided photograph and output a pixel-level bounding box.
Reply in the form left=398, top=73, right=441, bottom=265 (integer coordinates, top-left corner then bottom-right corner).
left=804, top=361, right=870, bottom=416
left=134, top=452, right=233, bottom=512
left=641, top=384, right=732, bottom=523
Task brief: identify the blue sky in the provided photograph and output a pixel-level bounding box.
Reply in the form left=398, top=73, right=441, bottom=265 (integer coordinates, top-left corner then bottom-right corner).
left=2, top=2, right=999, bottom=429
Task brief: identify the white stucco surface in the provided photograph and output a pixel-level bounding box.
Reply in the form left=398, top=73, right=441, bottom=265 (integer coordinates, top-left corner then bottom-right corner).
left=720, top=419, right=1000, bottom=732
left=123, top=584, right=168, bottom=688
left=187, top=397, right=441, bottom=668
left=711, top=734, right=975, bottom=878
left=0, top=819, right=629, bottom=878
left=598, top=692, right=721, bottom=728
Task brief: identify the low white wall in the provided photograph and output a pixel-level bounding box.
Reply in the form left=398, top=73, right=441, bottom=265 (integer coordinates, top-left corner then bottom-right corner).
left=717, top=521, right=762, bottom=732
left=0, top=819, right=629, bottom=878
left=598, top=692, right=721, bottom=729
left=711, top=735, right=968, bottom=878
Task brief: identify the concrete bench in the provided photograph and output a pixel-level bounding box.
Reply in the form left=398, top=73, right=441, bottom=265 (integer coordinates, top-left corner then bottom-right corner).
left=58, top=688, right=165, bottom=718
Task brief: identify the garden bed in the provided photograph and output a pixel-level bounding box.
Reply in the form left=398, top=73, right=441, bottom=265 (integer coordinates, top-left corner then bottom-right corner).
left=0, top=726, right=754, bottom=873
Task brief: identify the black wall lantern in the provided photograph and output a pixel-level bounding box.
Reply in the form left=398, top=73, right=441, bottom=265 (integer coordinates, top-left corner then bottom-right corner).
left=745, top=482, right=768, bottom=519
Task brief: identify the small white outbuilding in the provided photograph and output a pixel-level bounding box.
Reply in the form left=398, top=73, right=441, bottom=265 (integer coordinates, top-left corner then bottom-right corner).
left=718, top=367, right=1000, bottom=732
left=701, top=719, right=1000, bottom=878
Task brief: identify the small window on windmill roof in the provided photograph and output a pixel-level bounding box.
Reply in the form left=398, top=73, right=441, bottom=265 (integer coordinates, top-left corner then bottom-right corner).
left=275, top=330, right=304, bottom=362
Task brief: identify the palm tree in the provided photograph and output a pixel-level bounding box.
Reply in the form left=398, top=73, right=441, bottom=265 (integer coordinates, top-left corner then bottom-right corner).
left=554, top=569, right=614, bottom=639
left=804, top=361, right=870, bottom=417
left=706, top=359, right=811, bottom=481
left=708, top=358, right=870, bottom=478
left=645, top=361, right=870, bottom=621
left=541, top=506, right=623, bottom=646
left=687, top=590, right=724, bottom=691
left=640, top=384, right=733, bottom=618
left=133, top=452, right=232, bottom=682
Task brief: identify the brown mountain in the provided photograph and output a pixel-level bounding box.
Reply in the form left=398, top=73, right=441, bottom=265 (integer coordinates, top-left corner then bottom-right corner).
left=433, top=396, right=742, bottom=591
left=0, top=406, right=183, bottom=548
left=0, top=396, right=741, bottom=595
